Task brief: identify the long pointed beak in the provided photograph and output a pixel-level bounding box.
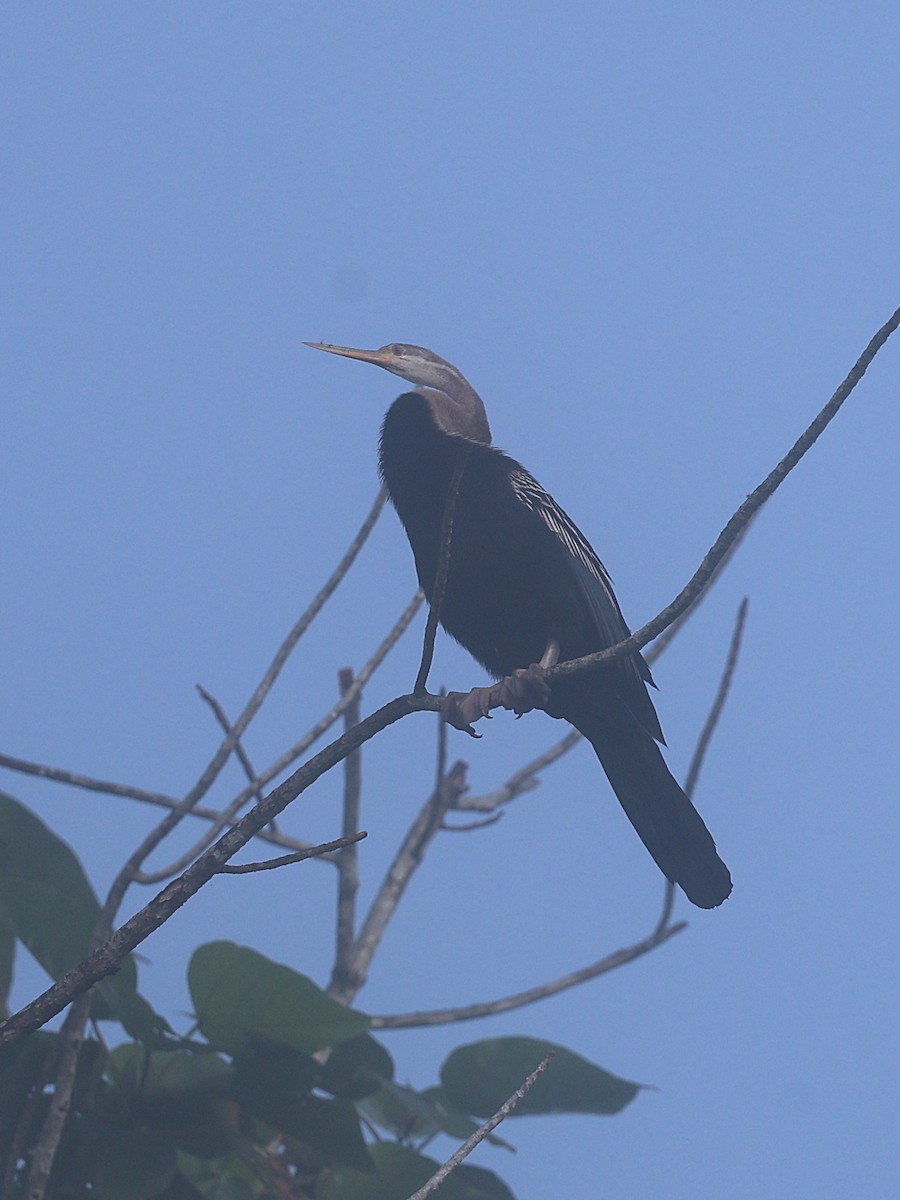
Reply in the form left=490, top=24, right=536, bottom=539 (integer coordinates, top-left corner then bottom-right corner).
left=304, top=341, right=395, bottom=368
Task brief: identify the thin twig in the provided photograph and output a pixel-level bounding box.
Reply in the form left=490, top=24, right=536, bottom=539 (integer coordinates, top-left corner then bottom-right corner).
left=0, top=588, right=422, bottom=865
left=370, top=916, right=685, bottom=1029
left=196, top=684, right=264, bottom=807
left=0, top=753, right=181, bottom=811
left=250, top=590, right=423, bottom=790
left=415, top=449, right=470, bottom=694
left=237, top=486, right=387, bottom=730
left=460, top=729, right=582, bottom=812
left=23, top=991, right=93, bottom=1200
left=683, top=598, right=749, bottom=800
left=441, top=813, right=503, bottom=832
left=146, top=492, right=388, bottom=844
left=645, top=520, right=753, bottom=665
left=136, top=687, right=273, bottom=885
left=0, top=752, right=318, bottom=854
left=653, top=597, right=749, bottom=935
left=218, top=832, right=367, bottom=874
left=336, top=757, right=470, bottom=1005
left=329, top=670, right=363, bottom=997
left=404, top=1053, right=556, bottom=1200
left=0, top=689, right=445, bottom=1047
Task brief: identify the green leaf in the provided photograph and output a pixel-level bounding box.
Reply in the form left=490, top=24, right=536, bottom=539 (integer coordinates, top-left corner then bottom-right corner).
left=420, top=1086, right=514, bottom=1151
left=232, top=1049, right=371, bottom=1172
left=233, top=1038, right=319, bottom=1103
left=0, top=790, right=105, bottom=979
left=188, top=941, right=369, bottom=1055
left=355, top=1077, right=440, bottom=1141
left=0, top=1031, right=57, bottom=1151
left=177, top=1151, right=260, bottom=1200
left=111, top=1043, right=234, bottom=1100
left=356, top=1079, right=512, bottom=1151
left=315, top=1142, right=441, bottom=1200
left=84, top=1116, right=177, bottom=1200
left=440, top=1036, right=641, bottom=1118
left=108, top=1044, right=237, bottom=1158
left=317, top=1142, right=516, bottom=1200
left=320, top=1033, right=394, bottom=1101
left=0, top=791, right=172, bottom=1043
left=289, top=1095, right=373, bottom=1172
left=97, top=975, right=179, bottom=1047
left=0, top=902, right=14, bottom=1013
left=451, top=1163, right=517, bottom=1200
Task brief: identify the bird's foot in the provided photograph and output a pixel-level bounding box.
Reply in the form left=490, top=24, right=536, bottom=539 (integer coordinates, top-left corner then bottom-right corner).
left=442, top=663, right=551, bottom=736
left=496, top=662, right=552, bottom=715
left=442, top=686, right=494, bottom=736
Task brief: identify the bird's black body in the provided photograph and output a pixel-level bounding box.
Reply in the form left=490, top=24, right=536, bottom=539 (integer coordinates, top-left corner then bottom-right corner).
left=379, top=391, right=732, bottom=909
left=308, top=339, right=731, bottom=909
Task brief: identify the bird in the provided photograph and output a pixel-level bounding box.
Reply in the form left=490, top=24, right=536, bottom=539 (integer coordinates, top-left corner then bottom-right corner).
left=306, top=340, right=732, bottom=909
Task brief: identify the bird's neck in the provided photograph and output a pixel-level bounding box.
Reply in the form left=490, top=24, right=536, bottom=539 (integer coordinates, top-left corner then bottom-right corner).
left=413, top=385, right=492, bottom=445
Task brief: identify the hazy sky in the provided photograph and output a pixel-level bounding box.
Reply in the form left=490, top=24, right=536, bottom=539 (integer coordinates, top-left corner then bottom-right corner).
left=3, top=5, right=898, bottom=1198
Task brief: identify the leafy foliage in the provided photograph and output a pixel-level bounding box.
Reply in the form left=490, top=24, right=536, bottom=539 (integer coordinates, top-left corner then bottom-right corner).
left=1, top=796, right=642, bottom=1198
left=0, top=791, right=172, bottom=1045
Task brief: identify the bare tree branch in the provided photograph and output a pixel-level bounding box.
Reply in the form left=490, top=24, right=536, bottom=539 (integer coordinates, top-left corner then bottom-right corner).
left=22, top=991, right=92, bottom=1200
left=683, top=598, right=748, bottom=800
left=196, top=683, right=265, bottom=806
left=329, top=669, right=363, bottom=997
left=153, top=492, right=389, bottom=834
left=251, top=589, right=423, bottom=789
left=230, top=486, right=386, bottom=741
left=404, top=1053, right=556, bottom=1200
left=0, top=690, right=444, bottom=1046
left=441, top=812, right=504, bottom=832
left=0, top=589, right=422, bottom=861
left=0, top=752, right=318, bottom=854
left=460, top=729, right=582, bottom=813
left=0, top=752, right=181, bottom=811
left=645, top=519, right=754, bottom=665
left=218, top=832, right=367, bottom=874
left=330, top=747, right=470, bottom=1006
left=370, top=913, right=686, bottom=1030
left=136, top=686, right=274, bottom=885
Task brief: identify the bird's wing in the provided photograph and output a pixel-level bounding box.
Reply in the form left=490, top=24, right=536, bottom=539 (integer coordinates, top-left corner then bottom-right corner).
left=508, top=466, right=627, bottom=639
left=508, top=466, right=663, bottom=742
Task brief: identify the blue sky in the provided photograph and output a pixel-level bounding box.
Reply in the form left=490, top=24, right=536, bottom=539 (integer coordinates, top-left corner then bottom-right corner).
left=2, top=5, right=898, bottom=1197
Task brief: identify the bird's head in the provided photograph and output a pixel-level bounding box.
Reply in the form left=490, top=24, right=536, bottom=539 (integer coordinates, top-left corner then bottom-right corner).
left=306, top=340, right=492, bottom=444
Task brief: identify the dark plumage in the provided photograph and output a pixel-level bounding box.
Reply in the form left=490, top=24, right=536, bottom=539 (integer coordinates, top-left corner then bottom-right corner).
left=307, top=341, right=732, bottom=909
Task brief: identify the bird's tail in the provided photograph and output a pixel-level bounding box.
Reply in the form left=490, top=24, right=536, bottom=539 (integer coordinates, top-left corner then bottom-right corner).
left=571, top=700, right=732, bottom=909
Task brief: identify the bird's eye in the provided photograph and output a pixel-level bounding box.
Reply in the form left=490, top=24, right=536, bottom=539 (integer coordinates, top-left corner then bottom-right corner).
left=388, top=343, right=405, bottom=356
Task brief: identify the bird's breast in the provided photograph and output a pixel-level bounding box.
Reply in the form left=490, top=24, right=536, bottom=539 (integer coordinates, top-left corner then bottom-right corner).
left=379, top=399, right=586, bottom=677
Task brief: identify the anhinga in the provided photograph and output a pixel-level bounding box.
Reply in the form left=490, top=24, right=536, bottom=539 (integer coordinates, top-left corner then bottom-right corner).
left=307, top=341, right=732, bottom=909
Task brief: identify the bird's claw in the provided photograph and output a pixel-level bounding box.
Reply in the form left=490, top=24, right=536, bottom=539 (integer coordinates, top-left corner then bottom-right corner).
left=441, top=692, right=483, bottom=738
left=442, top=686, right=496, bottom=736
left=443, top=665, right=550, bottom=735
left=496, top=663, right=551, bottom=715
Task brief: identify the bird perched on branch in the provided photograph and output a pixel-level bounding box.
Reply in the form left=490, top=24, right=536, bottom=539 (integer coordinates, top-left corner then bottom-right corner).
left=307, top=340, right=732, bottom=909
